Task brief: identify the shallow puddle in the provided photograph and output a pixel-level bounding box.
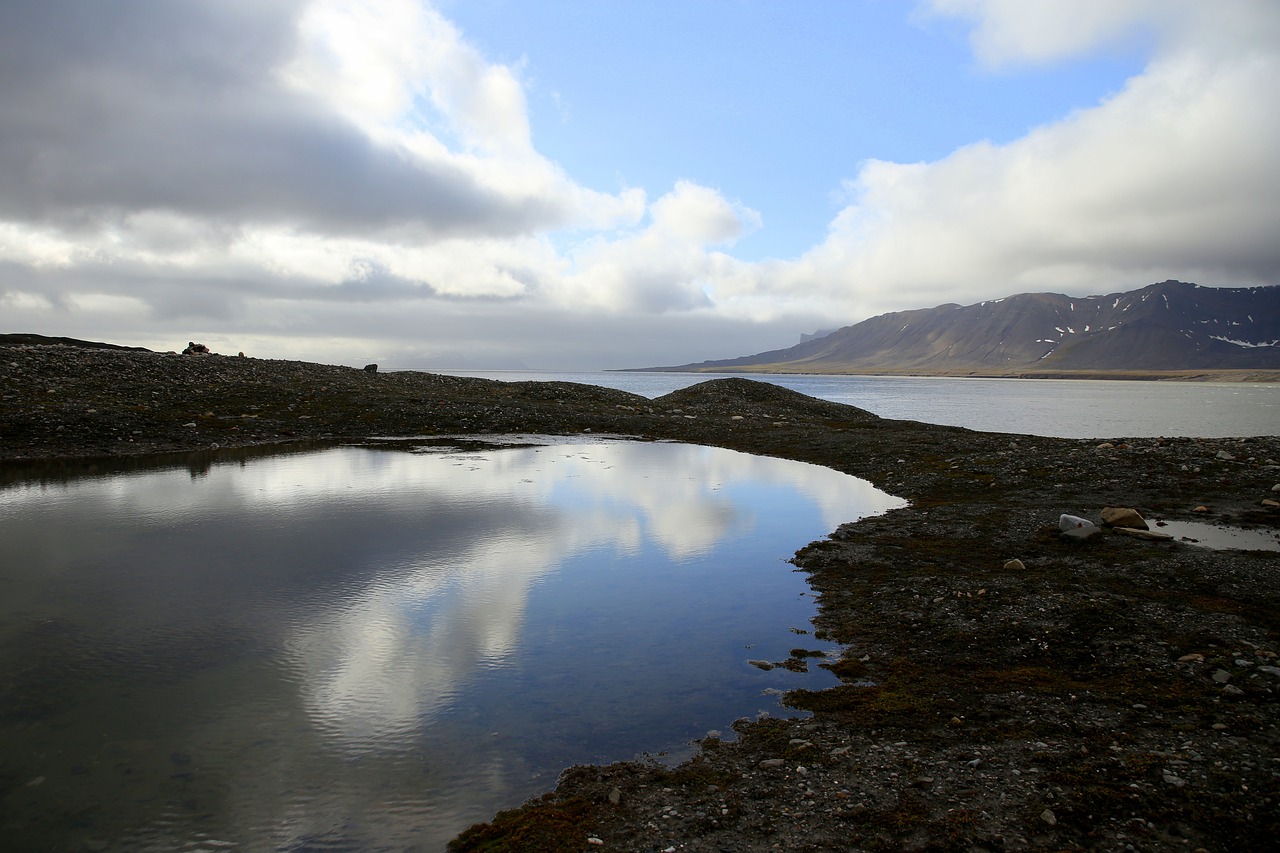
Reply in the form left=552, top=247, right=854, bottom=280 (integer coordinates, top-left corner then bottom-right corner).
left=1151, top=519, right=1280, bottom=551
left=0, top=439, right=904, bottom=851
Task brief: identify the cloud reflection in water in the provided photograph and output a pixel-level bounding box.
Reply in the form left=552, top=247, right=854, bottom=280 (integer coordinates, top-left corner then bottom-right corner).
left=277, top=441, right=903, bottom=753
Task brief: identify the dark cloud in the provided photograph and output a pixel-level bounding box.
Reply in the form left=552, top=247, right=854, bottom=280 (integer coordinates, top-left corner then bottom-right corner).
left=0, top=0, right=568, bottom=239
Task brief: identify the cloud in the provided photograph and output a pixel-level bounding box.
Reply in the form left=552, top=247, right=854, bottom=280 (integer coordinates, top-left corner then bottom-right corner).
left=0, top=0, right=639, bottom=242
left=735, top=0, right=1280, bottom=320
left=926, top=0, right=1280, bottom=67
left=922, top=0, right=1162, bottom=66
left=0, top=0, right=1276, bottom=368
left=555, top=181, right=761, bottom=314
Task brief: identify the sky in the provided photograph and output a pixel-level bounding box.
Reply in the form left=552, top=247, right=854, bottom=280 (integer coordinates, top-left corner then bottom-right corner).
left=2, top=0, right=1278, bottom=370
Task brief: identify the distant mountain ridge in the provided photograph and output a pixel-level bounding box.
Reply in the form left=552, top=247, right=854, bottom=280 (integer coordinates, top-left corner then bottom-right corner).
left=643, top=281, right=1280, bottom=375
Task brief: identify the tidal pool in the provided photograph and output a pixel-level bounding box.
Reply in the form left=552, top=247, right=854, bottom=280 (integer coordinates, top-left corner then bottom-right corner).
left=0, top=439, right=904, bottom=851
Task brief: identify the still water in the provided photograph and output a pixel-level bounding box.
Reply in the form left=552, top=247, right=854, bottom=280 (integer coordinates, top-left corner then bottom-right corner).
left=427, top=370, right=1280, bottom=439
left=0, top=440, right=903, bottom=851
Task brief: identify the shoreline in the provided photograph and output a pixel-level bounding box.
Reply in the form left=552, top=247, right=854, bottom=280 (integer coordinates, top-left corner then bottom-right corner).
left=3, top=345, right=1278, bottom=851
left=621, top=366, right=1280, bottom=383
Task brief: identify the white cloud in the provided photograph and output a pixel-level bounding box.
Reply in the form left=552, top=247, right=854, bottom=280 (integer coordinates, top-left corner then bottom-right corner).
left=1, top=0, right=1276, bottom=367
left=923, top=0, right=1164, bottom=66
left=554, top=181, right=761, bottom=315
left=730, top=0, right=1280, bottom=320
left=926, top=0, right=1280, bottom=67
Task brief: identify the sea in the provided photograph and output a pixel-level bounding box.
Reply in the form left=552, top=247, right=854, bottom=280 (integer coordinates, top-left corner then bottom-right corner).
left=419, top=371, right=1280, bottom=440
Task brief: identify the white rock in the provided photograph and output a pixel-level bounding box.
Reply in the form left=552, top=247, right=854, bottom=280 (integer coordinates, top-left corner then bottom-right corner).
left=1059, top=514, right=1101, bottom=540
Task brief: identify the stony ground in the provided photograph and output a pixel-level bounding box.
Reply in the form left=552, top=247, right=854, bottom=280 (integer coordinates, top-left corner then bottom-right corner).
left=3, top=344, right=1278, bottom=851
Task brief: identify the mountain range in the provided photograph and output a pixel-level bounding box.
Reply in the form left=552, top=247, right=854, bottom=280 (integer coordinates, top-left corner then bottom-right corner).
left=640, top=281, right=1280, bottom=376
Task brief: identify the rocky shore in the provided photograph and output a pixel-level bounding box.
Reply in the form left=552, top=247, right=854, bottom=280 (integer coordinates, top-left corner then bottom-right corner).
left=3, top=343, right=1278, bottom=851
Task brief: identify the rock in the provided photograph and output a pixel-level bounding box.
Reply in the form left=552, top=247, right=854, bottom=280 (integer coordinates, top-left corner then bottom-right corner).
left=1163, top=773, right=1187, bottom=787
left=1211, top=669, right=1232, bottom=683
left=1177, top=653, right=1206, bottom=663
left=1257, top=666, right=1280, bottom=678
left=609, top=787, right=623, bottom=805
left=363, top=363, right=378, bottom=373
left=1096, top=442, right=1114, bottom=450
left=1112, top=527, right=1173, bottom=541
left=1262, top=499, right=1279, bottom=508
left=1040, top=808, right=1057, bottom=826
left=1193, top=505, right=1210, bottom=513
left=748, top=659, right=775, bottom=671
left=1216, top=450, right=1236, bottom=461
left=1101, top=506, right=1148, bottom=529
left=1272, top=484, right=1280, bottom=493
left=1059, top=514, right=1101, bottom=540
left=587, top=837, right=604, bottom=846
left=758, top=758, right=785, bottom=769
left=1003, top=558, right=1026, bottom=570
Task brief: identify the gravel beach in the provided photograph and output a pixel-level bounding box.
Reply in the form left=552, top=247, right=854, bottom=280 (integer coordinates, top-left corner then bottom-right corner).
left=3, top=343, right=1278, bottom=851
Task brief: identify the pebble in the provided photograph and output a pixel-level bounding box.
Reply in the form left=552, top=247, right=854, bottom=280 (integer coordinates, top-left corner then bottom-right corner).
left=1040, top=809, right=1057, bottom=825
left=1212, top=669, right=1232, bottom=683
left=759, top=759, right=785, bottom=769
left=1003, top=558, right=1026, bottom=570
